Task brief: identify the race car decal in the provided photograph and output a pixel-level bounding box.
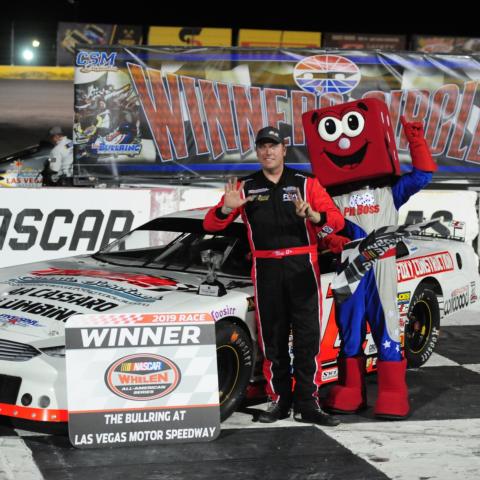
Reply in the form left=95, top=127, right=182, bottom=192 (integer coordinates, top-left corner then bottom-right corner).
left=0, top=313, right=44, bottom=328
left=9, top=276, right=159, bottom=304
left=31, top=268, right=197, bottom=291
left=0, top=286, right=120, bottom=322
left=397, top=291, right=411, bottom=304
left=0, top=298, right=115, bottom=321
left=444, top=285, right=470, bottom=315
left=7, top=286, right=119, bottom=310
left=210, top=305, right=236, bottom=321
left=397, top=251, right=454, bottom=282
left=321, top=367, right=338, bottom=381
left=470, top=281, right=478, bottom=304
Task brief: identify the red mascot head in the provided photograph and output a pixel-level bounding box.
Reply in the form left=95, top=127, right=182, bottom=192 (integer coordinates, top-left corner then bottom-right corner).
left=302, top=98, right=400, bottom=188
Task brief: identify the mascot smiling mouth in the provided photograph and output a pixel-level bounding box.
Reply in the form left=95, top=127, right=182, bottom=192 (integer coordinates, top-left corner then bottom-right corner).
left=326, top=143, right=368, bottom=169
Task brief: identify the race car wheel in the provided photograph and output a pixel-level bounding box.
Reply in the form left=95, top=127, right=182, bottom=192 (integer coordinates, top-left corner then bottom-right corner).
left=405, top=287, right=440, bottom=368
left=216, top=321, right=253, bottom=422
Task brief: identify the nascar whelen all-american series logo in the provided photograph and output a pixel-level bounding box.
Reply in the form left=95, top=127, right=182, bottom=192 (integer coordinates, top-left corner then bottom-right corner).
left=105, top=353, right=181, bottom=401
left=293, top=54, right=361, bottom=95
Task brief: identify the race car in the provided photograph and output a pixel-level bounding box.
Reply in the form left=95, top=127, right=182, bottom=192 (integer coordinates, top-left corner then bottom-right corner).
left=0, top=208, right=478, bottom=427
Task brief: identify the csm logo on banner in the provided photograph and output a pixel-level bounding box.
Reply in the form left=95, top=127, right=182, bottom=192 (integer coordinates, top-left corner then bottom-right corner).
left=76, top=51, right=117, bottom=70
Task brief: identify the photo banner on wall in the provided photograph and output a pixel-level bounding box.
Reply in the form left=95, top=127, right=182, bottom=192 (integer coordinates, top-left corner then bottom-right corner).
left=148, top=27, right=232, bottom=47
left=57, top=23, right=143, bottom=66
left=322, top=33, right=406, bottom=50
left=238, top=29, right=321, bottom=48
left=411, top=35, right=480, bottom=53
left=73, top=46, right=480, bottom=184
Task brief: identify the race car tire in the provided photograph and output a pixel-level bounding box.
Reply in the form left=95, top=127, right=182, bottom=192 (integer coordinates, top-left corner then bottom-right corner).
left=404, top=286, right=440, bottom=368
left=216, top=320, right=254, bottom=422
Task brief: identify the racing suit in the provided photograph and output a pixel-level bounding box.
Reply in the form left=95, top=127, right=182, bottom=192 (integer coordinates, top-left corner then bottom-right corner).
left=204, top=166, right=344, bottom=408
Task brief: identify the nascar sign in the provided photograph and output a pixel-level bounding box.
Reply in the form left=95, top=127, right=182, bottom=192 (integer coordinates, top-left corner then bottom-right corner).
left=0, top=188, right=151, bottom=268
left=65, top=312, right=220, bottom=448
left=74, top=46, right=480, bottom=183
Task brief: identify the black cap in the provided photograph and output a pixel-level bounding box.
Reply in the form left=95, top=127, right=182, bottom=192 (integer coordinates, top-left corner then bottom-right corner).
left=255, top=126, right=284, bottom=145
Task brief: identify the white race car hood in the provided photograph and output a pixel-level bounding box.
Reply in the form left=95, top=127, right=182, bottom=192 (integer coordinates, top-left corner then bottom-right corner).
left=0, top=255, right=216, bottom=345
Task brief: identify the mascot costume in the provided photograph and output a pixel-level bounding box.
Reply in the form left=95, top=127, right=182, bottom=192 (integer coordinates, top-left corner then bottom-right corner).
left=302, top=98, right=437, bottom=418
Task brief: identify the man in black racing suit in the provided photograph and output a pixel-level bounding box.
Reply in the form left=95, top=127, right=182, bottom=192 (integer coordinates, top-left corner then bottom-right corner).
left=204, top=126, right=344, bottom=426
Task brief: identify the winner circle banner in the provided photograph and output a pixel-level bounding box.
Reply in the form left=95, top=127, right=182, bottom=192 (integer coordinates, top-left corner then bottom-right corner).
left=74, top=46, right=480, bottom=184
left=65, top=312, right=220, bottom=448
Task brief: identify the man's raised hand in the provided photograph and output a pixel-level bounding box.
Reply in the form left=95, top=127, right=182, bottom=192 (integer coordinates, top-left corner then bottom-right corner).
left=294, top=188, right=321, bottom=223
left=221, top=177, right=255, bottom=213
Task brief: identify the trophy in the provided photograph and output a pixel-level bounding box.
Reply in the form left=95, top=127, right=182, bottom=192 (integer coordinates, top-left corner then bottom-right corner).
left=198, top=249, right=227, bottom=297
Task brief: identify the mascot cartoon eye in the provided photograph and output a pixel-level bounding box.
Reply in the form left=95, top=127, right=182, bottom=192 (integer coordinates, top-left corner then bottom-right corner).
left=342, top=111, right=365, bottom=137
left=318, top=116, right=343, bottom=142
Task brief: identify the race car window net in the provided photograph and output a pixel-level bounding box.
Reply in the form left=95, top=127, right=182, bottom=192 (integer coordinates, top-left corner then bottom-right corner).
left=409, top=219, right=466, bottom=242
left=97, top=218, right=251, bottom=277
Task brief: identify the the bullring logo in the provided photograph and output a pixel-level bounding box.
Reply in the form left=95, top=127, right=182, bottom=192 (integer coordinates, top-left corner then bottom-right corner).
left=105, top=353, right=181, bottom=401
left=293, top=54, right=361, bottom=95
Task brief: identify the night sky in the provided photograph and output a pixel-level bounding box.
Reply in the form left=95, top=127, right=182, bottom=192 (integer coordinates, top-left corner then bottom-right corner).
left=4, top=0, right=480, bottom=34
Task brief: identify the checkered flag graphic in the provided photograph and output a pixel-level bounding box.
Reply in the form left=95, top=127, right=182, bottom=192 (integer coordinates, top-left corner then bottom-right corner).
left=332, top=219, right=442, bottom=304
